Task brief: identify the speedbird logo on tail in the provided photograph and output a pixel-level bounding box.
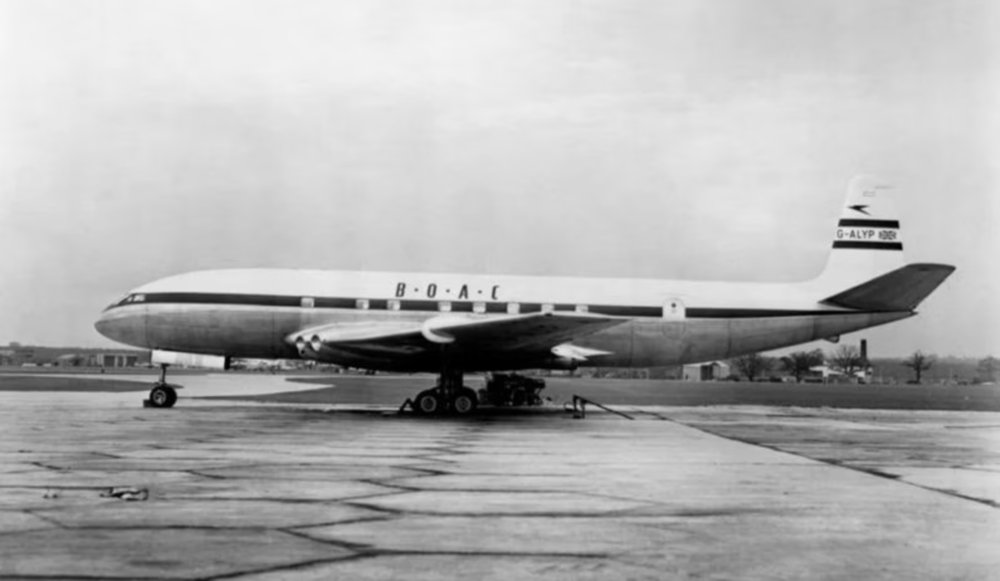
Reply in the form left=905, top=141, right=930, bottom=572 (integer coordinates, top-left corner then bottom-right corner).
left=848, top=204, right=871, bottom=215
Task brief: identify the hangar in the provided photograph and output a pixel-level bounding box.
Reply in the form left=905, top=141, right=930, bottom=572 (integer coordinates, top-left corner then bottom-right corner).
left=89, top=353, right=140, bottom=368
left=682, top=361, right=731, bottom=382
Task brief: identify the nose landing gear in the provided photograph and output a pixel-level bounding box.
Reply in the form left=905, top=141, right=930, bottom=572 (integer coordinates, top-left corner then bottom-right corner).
left=145, top=364, right=179, bottom=409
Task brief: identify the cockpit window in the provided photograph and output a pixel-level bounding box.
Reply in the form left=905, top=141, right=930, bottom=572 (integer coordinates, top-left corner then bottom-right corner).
left=104, top=293, right=144, bottom=311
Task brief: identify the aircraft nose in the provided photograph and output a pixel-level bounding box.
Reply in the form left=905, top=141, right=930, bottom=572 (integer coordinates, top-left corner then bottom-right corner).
left=94, top=312, right=114, bottom=340
left=94, top=310, right=121, bottom=343
left=95, top=307, right=147, bottom=348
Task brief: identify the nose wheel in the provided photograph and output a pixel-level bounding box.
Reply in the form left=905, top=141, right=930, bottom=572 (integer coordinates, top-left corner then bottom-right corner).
left=146, top=364, right=179, bottom=408
left=148, top=384, right=178, bottom=408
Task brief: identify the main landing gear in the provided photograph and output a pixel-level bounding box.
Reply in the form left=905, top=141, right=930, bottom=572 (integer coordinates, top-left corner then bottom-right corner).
left=409, top=370, right=479, bottom=417
left=145, top=364, right=179, bottom=409
left=404, top=371, right=549, bottom=416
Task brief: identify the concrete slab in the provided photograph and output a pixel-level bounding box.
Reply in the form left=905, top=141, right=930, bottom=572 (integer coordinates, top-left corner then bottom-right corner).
left=0, top=529, right=347, bottom=579
left=3, top=374, right=1000, bottom=579
left=228, top=554, right=657, bottom=581
left=297, top=514, right=691, bottom=554
left=0, top=510, right=56, bottom=534
left=156, top=478, right=393, bottom=501
left=194, top=464, right=428, bottom=481
left=873, top=466, right=1000, bottom=505
left=351, top=490, right=651, bottom=515
left=35, top=499, right=384, bottom=529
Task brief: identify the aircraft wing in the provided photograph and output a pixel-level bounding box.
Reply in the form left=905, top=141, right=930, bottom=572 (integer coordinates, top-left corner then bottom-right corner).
left=289, top=312, right=626, bottom=363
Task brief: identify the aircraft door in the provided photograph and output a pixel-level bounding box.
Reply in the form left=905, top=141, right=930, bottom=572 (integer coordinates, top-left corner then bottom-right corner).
left=663, top=298, right=686, bottom=320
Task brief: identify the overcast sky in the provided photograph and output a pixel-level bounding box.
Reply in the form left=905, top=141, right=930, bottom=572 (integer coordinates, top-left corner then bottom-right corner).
left=1, top=0, right=997, bottom=357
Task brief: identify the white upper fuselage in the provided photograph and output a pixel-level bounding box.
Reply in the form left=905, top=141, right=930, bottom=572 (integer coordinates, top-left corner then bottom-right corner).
left=130, top=268, right=840, bottom=315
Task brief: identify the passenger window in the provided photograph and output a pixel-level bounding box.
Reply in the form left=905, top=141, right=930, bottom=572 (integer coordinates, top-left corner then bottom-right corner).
left=507, top=302, right=520, bottom=314
left=575, top=305, right=588, bottom=313
left=388, top=300, right=401, bottom=311
left=301, top=297, right=315, bottom=308
left=356, top=299, right=369, bottom=310
left=439, top=302, right=452, bottom=312
left=133, top=294, right=145, bottom=303
left=473, top=302, right=486, bottom=314
left=541, top=303, right=554, bottom=313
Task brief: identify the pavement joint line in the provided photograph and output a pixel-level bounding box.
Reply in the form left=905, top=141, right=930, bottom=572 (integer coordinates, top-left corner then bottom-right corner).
left=364, top=483, right=567, bottom=494
left=397, top=465, right=454, bottom=476
left=0, top=526, right=57, bottom=537
left=0, top=485, right=115, bottom=490
left=28, top=461, right=69, bottom=472
left=952, top=466, right=1000, bottom=474
left=357, top=478, right=421, bottom=491
left=333, top=500, right=665, bottom=518
left=282, top=515, right=398, bottom=531
left=674, top=420, right=1000, bottom=510
left=16, top=523, right=316, bottom=533
left=202, top=555, right=374, bottom=581
left=21, top=509, right=69, bottom=529
left=280, top=527, right=379, bottom=552
left=185, top=471, right=238, bottom=480
left=0, top=574, right=177, bottom=581
left=161, top=494, right=401, bottom=504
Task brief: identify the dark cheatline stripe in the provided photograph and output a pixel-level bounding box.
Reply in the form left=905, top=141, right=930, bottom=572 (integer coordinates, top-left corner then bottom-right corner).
left=117, top=292, right=884, bottom=319
left=686, top=308, right=863, bottom=318
left=597, top=305, right=662, bottom=317
left=832, top=241, right=904, bottom=251
left=837, top=219, right=900, bottom=228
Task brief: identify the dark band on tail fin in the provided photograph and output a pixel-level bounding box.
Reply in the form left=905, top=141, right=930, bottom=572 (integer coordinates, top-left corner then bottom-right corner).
left=821, top=263, right=955, bottom=312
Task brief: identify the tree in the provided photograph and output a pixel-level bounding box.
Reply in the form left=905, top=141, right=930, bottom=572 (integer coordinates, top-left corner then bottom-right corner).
left=902, top=350, right=935, bottom=384
left=781, top=349, right=825, bottom=382
left=829, top=345, right=865, bottom=379
left=731, top=352, right=773, bottom=382
left=977, top=356, right=999, bottom=383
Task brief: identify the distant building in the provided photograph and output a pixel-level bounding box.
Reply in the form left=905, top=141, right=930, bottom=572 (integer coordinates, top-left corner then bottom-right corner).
left=807, top=365, right=867, bottom=383
left=0, top=349, right=15, bottom=366
left=682, top=361, right=730, bottom=381
left=88, top=353, right=140, bottom=368
left=54, top=354, right=84, bottom=367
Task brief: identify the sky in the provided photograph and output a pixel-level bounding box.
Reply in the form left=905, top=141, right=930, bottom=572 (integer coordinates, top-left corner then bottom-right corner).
left=0, top=0, right=997, bottom=357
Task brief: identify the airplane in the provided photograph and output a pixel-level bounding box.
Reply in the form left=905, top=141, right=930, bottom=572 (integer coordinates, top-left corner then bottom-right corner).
left=95, top=176, right=954, bottom=414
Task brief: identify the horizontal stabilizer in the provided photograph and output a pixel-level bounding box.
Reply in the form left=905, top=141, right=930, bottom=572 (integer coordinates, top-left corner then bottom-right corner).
left=821, top=263, right=955, bottom=311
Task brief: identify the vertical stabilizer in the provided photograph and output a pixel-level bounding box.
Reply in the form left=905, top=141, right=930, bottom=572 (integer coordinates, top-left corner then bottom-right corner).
left=813, top=176, right=906, bottom=290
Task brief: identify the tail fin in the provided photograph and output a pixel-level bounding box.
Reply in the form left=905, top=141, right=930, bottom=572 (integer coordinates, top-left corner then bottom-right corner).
left=821, top=263, right=955, bottom=311
left=813, top=175, right=906, bottom=290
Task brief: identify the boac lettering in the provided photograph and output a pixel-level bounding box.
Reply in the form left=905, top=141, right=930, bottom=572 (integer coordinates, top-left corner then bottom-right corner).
left=392, top=281, right=501, bottom=301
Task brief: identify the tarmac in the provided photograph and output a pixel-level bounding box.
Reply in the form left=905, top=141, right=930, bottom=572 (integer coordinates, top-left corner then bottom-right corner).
left=2, top=373, right=999, bottom=580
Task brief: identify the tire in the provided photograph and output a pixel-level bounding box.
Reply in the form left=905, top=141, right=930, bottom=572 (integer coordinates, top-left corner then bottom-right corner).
left=414, top=391, right=441, bottom=415
left=452, top=389, right=478, bottom=416
left=149, top=385, right=177, bottom=408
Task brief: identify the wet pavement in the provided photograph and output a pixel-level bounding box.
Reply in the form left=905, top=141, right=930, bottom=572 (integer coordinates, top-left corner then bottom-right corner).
left=1, top=376, right=999, bottom=579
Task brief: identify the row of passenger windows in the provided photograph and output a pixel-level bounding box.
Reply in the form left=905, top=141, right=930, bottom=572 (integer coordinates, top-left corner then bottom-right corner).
left=300, top=297, right=590, bottom=314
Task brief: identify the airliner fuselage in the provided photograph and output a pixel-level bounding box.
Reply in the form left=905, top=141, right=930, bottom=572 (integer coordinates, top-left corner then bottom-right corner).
left=95, top=269, right=913, bottom=372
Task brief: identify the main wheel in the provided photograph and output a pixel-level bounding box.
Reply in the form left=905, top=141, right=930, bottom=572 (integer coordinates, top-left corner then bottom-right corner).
left=414, top=390, right=441, bottom=415
left=149, top=384, right=177, bottom=408
left=452, top=388, right=478, bottom=416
